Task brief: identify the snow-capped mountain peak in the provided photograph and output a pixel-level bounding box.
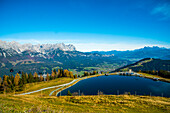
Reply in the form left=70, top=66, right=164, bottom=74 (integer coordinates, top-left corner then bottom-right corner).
left=0, top=40, right=76, bottom=53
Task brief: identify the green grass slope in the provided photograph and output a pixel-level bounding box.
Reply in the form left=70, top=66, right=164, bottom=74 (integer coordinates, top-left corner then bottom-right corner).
left=0, top=94, right=169, bottom=113
left=114, top=58, right=170, bottom=72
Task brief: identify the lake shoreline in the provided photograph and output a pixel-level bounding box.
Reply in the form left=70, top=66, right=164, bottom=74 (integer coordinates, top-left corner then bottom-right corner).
left=134, top=72, right=170, bottom=83
left=56, top=73, right=170, bottom=97
left=51, top=74, right=106, bottom=96
left=113, top=72, right=170, bottom=83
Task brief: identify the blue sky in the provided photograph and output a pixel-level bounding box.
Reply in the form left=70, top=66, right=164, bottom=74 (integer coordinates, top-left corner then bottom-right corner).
left=0, top=0, right=170, bottom=51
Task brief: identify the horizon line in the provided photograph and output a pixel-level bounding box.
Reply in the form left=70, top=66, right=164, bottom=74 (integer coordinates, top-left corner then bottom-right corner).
left=0, top=39, right=169, bottom=52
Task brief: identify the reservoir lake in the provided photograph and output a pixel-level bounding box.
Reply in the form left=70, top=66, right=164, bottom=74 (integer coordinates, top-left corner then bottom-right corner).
left=59, top=75, right=170, bottom=97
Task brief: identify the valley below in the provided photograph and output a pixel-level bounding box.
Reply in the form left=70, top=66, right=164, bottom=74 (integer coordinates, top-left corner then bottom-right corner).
left=0, top=41, right=170, bottom=113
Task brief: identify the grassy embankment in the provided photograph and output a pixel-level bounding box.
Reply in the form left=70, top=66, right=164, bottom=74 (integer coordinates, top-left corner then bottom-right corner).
left=15, top=77, right=74, bottom=95
left=29, top=74, right=105, bottom=96
left=138, top=72, right=170, bottom=83
left=0, top=94, right=170, bottom=113
left=50, top=74, right=106, bottom=96
left=14, top=74, right=105, bottom=96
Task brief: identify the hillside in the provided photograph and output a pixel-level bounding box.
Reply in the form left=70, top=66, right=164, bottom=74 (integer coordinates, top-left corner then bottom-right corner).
left=114, top=58, right=170, bottom=72
left=0, top=94, right=169, bottom=113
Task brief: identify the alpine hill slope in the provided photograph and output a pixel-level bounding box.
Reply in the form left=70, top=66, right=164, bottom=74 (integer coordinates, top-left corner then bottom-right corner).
left=113, top=58, right=170, bottom=79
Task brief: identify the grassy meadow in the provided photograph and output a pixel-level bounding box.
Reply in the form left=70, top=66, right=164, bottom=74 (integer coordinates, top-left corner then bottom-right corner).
left=0, top=73, right=170, bottom=112
left=0, top=94, right=170, bottom=113
left=15, top=77, right=74, bottom=94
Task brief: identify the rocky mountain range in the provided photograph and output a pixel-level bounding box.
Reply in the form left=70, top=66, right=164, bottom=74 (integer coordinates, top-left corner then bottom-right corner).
left=0, top=40, right=119, bottom=77
left=0, top=40, right=169, bottom=77
left=91, top=46, right=170, bottom=60
left=0, top=40, right=76, bottom=56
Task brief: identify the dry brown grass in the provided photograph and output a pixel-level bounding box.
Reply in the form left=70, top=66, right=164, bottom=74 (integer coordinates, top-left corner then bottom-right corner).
left=138, top=72, right=170, bottom=82
left=0, top=94, right=170, bottom=113
left=1, top=74, right=169, bottom=112
left=15, top=77, right=74, bottom=94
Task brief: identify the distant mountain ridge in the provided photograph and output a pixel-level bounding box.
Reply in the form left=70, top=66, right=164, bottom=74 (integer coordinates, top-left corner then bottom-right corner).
left=0, top=40, right=76, bottom=54
left=91, top=46, right=170, bottom=60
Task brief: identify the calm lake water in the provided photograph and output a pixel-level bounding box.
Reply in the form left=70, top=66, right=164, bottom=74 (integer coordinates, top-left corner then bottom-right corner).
left=60, top=75, right=170, bottom=97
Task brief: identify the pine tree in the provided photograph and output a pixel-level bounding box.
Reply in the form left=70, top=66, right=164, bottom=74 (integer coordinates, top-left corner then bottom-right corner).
left=74, top=74, right=77, bottom=78
left=67, top=90, right=72, bottom=96
left=84, top=72, right=88, bottom=76
left=9, top=75, right=14, bottom=83
left=3, top=75, right=8, bottom=95
left=19, top=79, right=24, bottom=91
left=3, top=80, right=8, bottom=95
left=21, top=72, right=27, bottom=84
left=60, top=69, right=64, bottom=77
left=53, top=69, right=57, bottom=78
left=8, top=79, right=14, bottom=92
left=49, top=75, right=53, bottom=80
left=26, top=73, right=28, bottom=80
left=40, top=75, right=43, bottom=82
left=64, top=69, right=67, bottom=77
left=28, top=72, right=33, bottom=83
left=46, top=73, right=50, bottom=81
left=3, top=75, right=7, bottom=82
left=34, top=72, right=39, bottom=82
left=14, top=73, right=20, bottom=91
left=53, top=69, right=57, bottom=74
left=152, top=70, right=155, bottom=75
left=14, top=73, right=20, bottom=86
left=93, top=71, right=97, bottom=75
left=11, top=75, right=14, bottom=84
left=0, top=77, right=2, bottom=87
left=69, top=71, right=74, bottom=78
left=64, top=69, right=69, bottom=77
left=51, top=70, right=55, bottom=79
left=58, top=69, right=61, bottom=77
